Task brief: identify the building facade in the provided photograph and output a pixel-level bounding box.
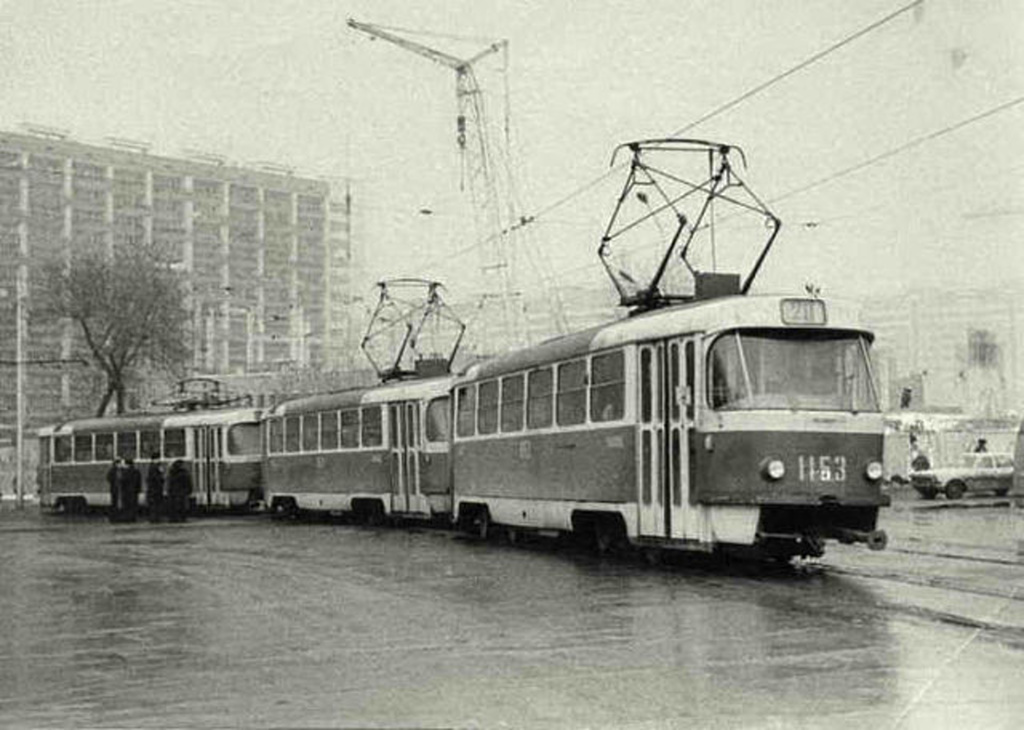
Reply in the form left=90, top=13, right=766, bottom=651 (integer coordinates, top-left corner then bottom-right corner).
left=0, top=127, right=355, bottom=430
left=862, top=284, right=1024, bottom=416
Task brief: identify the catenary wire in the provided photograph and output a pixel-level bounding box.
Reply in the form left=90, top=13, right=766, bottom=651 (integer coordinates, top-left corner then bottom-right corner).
left=415, top=0, right=925, bottom=272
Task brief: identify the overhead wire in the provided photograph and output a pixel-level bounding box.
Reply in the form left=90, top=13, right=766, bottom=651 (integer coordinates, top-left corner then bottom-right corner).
left=415, top=0, right=926, bottom=273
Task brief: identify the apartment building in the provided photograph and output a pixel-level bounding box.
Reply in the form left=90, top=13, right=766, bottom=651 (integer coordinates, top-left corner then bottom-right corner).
left=0, top=127, right=354, bottom=428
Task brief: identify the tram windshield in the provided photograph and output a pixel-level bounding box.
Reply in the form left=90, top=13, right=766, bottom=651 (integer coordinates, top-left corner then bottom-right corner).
left=709, top=329, right=878, bottom=412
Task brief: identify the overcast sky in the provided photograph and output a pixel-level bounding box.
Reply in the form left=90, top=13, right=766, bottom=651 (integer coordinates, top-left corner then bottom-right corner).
left=1, top=0, right=1022, bottom=314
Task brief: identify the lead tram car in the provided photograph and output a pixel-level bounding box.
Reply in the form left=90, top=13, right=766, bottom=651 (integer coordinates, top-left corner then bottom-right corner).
left=452, top=294, right=888, bottom=560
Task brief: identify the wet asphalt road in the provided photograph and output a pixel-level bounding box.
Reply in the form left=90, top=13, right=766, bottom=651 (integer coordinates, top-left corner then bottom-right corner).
left=1, top=500, right=1023, bottom=729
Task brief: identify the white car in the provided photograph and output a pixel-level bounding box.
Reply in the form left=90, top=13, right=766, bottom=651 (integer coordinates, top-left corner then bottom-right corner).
left=910, top=452, right=1014, bottom=500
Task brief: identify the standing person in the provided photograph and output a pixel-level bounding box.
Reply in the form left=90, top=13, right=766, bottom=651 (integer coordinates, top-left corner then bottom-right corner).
left=974, top=438, right=988, bottom=453
left=145, top=454, right=165, bottom=523
left=121, top=458, right=142, bottom=523
left=167, top=460, right=193, bottom=523
left=107, top=458, right=123, bottom=522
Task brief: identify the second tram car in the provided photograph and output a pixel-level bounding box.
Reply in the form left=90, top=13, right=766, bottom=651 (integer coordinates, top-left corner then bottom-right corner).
left=262, top=376, right=454, bottom=521
left=37, top=407, right=264, bottom=513
left=450, top=295, right=888, bottom=559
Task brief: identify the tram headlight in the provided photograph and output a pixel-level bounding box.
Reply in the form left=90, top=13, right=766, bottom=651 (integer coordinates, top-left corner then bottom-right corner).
left=865, top=461, right=884, bottom=481
left=762, top=458, right=786, bottom=481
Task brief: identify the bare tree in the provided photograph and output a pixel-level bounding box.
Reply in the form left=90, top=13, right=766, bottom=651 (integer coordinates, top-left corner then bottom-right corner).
left=39, top=244, right=190, bottom=415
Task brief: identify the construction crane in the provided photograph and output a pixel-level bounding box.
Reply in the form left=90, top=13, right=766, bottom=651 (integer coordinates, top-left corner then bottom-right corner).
left=346, top=18, right=568, bottom=351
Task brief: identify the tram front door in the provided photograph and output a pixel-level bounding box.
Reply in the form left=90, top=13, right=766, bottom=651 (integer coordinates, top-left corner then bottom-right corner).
left=388, top=402, right=422, bottom=514
left=637, top=336, right=698, bottom=540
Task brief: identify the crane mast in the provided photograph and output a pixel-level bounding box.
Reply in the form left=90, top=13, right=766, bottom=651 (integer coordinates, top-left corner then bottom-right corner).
left=347, top=18, right=568, bottom=352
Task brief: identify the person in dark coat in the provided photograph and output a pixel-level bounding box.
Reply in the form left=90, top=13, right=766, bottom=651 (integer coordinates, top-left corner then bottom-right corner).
left=121, top=458, right=142, bottom=523
left=167, top=460, right=193, bottom=523
left=107, top=458, right=123, bottom=522
left=145, top=454, right=165, bottom=523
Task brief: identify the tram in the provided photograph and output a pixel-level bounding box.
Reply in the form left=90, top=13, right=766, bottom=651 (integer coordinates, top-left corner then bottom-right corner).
left=262, top=376, right=454, bottom=521
left=36, top=407, right=263, bottom=513
left=451, top=294, right=888, bottom=559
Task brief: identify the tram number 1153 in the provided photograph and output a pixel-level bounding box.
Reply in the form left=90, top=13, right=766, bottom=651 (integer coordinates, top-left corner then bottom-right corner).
left=798, top=454, right=847, bottom=483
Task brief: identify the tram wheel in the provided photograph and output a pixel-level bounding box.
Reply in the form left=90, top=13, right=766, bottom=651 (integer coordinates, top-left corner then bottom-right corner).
left=945, top=480, right=966, bottom=500
left=475, top=509, right=491, bottom=540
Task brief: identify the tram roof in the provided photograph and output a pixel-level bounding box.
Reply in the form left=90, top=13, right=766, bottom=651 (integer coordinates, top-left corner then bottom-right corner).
left=163, top=407, right=262, bottom=428
left=267, top=376, right=454, bottom=417
left=462, top=294, right=870, bottom=381
left=41, top=407, right=262, bottom=435
left=43, top=412, right=173, bottom=436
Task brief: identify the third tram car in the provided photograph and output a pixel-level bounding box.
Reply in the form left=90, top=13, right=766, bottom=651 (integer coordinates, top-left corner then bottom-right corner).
left=37, top=407, right=263, bottom=513
left=262, top=376, right=454, bottom=522
left=450, top=294, right=888, bottom=559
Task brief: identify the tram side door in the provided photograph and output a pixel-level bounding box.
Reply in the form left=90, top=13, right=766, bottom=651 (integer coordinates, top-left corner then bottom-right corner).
left=637, top=343, right=666, bottom=537
left=389, top=402, right=423, bottom=514
left=638, top=338, right=696, bottom=540
left=193, top=426, right=219, bottom=508
left=666, top=336, right=697, bottom=540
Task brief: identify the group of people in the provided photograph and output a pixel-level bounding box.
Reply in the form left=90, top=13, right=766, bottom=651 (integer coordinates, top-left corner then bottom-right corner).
left=106, top=456, right=192, bottom=523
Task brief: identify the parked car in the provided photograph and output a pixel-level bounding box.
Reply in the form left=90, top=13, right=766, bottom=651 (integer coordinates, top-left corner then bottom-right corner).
left=910, top=452, right=1014, bottom=499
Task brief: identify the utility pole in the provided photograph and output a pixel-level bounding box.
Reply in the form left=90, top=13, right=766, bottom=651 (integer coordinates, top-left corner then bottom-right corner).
left=15, top=152, right=28, bottom=509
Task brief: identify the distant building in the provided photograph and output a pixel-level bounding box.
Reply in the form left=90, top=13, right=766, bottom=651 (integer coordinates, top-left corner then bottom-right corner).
left=0, top=127, right=356, bottom=429
left=862, top=284, right=1023, bottom=416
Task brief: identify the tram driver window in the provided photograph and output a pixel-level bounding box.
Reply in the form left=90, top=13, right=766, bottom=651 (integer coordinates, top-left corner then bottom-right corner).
left=557, top=360, right=587, bottom=426
left=425, top=397, right=450, bottom=443
left=590, top=351, right=624, bottom=422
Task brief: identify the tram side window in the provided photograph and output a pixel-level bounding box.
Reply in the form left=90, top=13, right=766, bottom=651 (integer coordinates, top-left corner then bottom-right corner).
left=557, top=360, right=587, bottom=426
left=164, top=429, right=186, bottom=458
left=341, top=409, right=360, bottom=448
left=302, top=414, right=320, bottom=452
left=228, top=424, right=261, bottom=455
left=321, top=411, right=339, bottom=451
left=478, top=380, right=499, bottom=435
left=362, top=407, right=382, bottom=447
left=591, top=350, right=625, bottom=422
left=527, top=367, right=553, bottom=429
left=117, top=432, right=137, bottom=460
left=425, top=397, right=450, bottom=442
left=456, top=385, right=476, bottom=437
left=74, top=433, right=94, bottom=463
left=140, top=430, right=161, bottom=459
left=268, top=419, right=284, bottom=454
left=54, top=435, right=72, bottom=463
left=500, top=375, right=524, bottom=433
left=95, top=433, right=114, bottom=461
left=285, top=416, right=301, bottom=453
